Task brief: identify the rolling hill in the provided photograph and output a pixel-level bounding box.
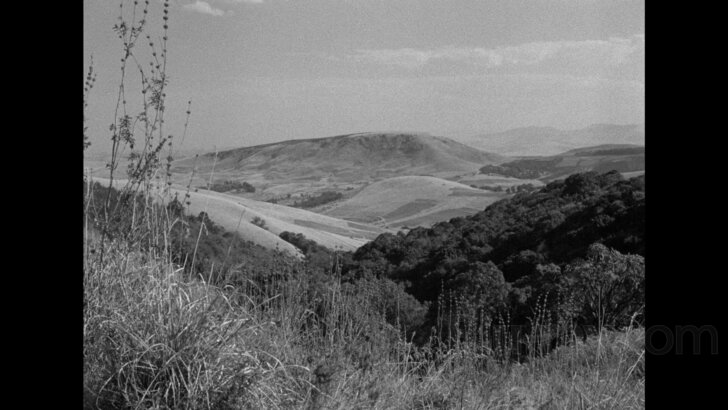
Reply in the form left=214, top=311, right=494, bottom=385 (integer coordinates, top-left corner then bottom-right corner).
left=179, top=188, right=389, bottom=253
left=90, top=177, right=390, bottom=255
left=462, top=124, right=645, bottom=157
left=97, top=130, right=645, bottom=241
left=479, top=144, right=644, bottom=181
left=324, top=175, right=507, bottom=228
left=171, top=132, right=505, bottom=186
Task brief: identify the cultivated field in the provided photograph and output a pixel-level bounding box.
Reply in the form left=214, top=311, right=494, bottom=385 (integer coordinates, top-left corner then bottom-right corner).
left=325, top=175, right=507, bottom=228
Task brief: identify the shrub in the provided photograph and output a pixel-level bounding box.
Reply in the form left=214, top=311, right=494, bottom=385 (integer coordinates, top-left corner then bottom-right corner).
left=292, top=191, right=343, bottom=208
left=251, top=216, right=268, bottom=230
left=564, top=243, right=645, bottom=330
left=208, top=179, right=256, bottom=193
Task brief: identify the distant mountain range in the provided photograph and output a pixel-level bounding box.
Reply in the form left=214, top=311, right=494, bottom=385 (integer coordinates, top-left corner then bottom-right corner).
left=461, top=124, right=645, bottom=157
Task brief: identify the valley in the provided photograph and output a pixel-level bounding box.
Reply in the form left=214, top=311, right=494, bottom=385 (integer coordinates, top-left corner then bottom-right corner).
left=85, top=127, right=644, bottom=255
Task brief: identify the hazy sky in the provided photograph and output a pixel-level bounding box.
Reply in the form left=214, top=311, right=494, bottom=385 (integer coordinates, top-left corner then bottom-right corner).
left=84, top=0, right=644, bottom=153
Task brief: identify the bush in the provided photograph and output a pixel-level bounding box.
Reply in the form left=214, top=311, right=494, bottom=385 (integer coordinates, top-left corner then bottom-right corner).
left=251, top=216, right=268, bottom=230
left=208, top=179, right=256, bottom=193
left=564, top=243, right=644, bottom=330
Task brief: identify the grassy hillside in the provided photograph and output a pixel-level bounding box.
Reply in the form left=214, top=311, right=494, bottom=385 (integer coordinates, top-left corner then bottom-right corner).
left=479, top=144, right=644, bottom=181
left=91, top=177, right=388, bottom=254
left=325, top=175, right=507, bottom=228
left=171, top=132, right=505, bottom=186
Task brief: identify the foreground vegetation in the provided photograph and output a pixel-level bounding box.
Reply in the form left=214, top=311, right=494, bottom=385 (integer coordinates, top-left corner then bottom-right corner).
left=84, top=173, right=645, bottom=409
left=84, top=234, right=644, bottom=409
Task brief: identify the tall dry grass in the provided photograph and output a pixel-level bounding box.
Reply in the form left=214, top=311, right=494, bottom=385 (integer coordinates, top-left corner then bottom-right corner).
left=84, top=245, right=645, bottom=409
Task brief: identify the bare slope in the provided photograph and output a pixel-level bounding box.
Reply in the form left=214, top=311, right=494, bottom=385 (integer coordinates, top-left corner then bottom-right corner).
left=179, top=189, right=388, bottom=252
left=172, top=132, right=505, bottom=183
left=91, top=178, right=388, bottom=255
left=324, top=175, right=507, bottom=228
left=463, top=124, right=645, bottom=157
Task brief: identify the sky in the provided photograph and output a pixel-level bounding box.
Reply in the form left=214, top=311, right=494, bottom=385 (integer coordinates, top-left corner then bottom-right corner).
left=83, top=0, right=644, bottom=154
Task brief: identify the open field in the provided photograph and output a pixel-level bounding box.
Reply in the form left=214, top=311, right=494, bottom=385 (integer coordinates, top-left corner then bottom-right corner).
left=90, top=177, right=390, bottom=254
left=324, top=175, right=507, bottom=228
left=181, top=190, right=389, bottom=252
left=622, top=170, right=646, bottom=179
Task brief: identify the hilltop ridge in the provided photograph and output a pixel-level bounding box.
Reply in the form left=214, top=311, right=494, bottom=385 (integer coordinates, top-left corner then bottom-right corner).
left=172, top=132, right=505, bottom=183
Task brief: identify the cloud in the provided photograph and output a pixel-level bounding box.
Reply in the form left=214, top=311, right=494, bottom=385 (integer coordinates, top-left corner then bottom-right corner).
left=348, top=35, right=644, bottom=73
left=183, top=1, right=226, bottom=16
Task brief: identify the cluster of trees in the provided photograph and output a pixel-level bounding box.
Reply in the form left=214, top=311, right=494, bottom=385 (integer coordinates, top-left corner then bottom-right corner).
left=164, top=204, right=290, bottom=283
left=251, top=216, right=268, bottom=230
left=479, top=158, right=561, bottom=179
left=505, top=183, right=538, bottom=194
left=471, top=184, right=537, bottom=193
left=473, top=184, right=505, bottom=192
left=591, top=159, right=645, bottom=175
left=208, top=180, right=256, bottom=193
left=580, top=147, right=644, bottom=156
left=279, top=231, right=339, bottom=272
left=292, top=191, right=344, bottom=208
left=340, top=171, right=645, bottom=340
left=480, top=149, right=645, bottom=181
